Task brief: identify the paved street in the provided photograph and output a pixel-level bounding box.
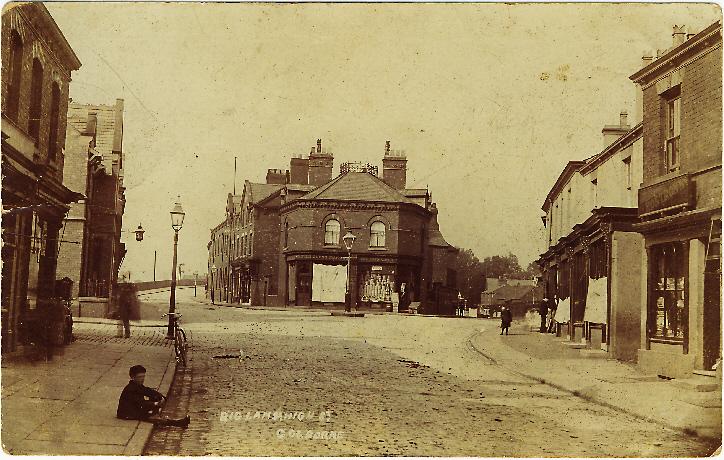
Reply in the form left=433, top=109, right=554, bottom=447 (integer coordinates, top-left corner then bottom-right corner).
left=142, top=290, right=718, bottom=457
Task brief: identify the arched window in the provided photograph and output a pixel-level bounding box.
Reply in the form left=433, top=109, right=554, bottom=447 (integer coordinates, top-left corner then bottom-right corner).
left=48, top=82, right=60, bottom=161
left=29, top=58, right=44, bottom=142
left=6, top=30, right=23, bottom=120
left=370, top=221, right=386, bottom=247
left=324, top=219, right=340, bottom=246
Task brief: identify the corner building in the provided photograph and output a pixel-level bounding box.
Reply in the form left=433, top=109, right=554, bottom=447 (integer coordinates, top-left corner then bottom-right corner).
left=208, top=140, right=458, bottom=314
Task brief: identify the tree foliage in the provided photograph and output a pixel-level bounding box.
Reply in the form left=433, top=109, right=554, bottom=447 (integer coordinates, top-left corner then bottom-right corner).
left=454, top=249, right=539, bottom=303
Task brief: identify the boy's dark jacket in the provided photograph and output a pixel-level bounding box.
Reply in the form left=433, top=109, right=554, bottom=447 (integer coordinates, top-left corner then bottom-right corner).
left=117, top=380, right=164, bottom=420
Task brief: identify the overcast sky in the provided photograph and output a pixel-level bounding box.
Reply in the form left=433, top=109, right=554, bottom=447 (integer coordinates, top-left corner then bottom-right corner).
left=46, top=2, right=720, bottom=281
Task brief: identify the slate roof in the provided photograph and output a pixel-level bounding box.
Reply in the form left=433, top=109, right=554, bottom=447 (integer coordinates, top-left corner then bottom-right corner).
left=298, top=172, right=417, bottom=205
left=487, top=285, right=544, bottom=303
left=248, top=182, right=284, bottom=205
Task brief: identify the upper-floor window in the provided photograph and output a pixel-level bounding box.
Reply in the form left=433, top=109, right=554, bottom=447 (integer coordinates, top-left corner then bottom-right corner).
left=28, top=59, right=44, bottom=142
left=665, top=94, right=681, bottom=173
left=324, top=219, right=340, bottom=245
left=370, top=221, right=386, bottom=247
left=48, top=82, right=61, bottom=162
left=6, top=30, right=23, bottom=121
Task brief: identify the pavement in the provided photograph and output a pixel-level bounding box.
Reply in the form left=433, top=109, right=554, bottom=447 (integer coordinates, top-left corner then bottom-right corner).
left=1, top=322, right=176, bottom=455
left=468, top=322, right=723, bottom=441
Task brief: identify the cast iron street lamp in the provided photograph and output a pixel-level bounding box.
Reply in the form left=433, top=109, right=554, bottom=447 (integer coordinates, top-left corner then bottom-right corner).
left=167, top=197, right=185, bottom=339
left=343, top=231, right=356, bottom=312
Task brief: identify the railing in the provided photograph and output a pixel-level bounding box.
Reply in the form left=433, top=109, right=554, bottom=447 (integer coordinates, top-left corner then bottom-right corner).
left=81, top=278, right=109, bottom=298
left=340, top=162, right=379, bottom=176
left=638, top=173, right=695, bottom=219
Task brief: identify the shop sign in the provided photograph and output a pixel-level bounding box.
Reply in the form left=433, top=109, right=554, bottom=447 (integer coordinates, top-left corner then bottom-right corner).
left=371, top=266, right=383, bottom=271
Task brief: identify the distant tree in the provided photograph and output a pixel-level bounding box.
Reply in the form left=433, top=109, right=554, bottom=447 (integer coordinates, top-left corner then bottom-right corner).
left=481, top=253, right=523, bottom=279
left=455, top=250, right=540, bottom=303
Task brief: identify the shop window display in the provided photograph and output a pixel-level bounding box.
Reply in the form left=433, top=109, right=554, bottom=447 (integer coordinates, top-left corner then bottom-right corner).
left=650, top=242, right=687, bottom=340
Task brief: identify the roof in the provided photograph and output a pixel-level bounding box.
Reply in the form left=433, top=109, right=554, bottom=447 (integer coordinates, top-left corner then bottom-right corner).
left=541, top=160, right=586, bottom=212
left=247, top=182, right=284, bottom=205
left=579, top=123, right=643, bottom=175
left=483, top=285, right=544, bottom=304
left=630, top=21, right=722, bottom=84
left=298, top=172, right=418, bottom=205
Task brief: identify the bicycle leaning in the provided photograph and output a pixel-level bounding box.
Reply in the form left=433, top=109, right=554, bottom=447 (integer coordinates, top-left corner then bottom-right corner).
left=162, top=312, right=188, bottom=366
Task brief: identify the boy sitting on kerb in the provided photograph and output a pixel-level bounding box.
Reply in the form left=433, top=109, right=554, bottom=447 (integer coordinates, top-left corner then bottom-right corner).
left=117, top=365, right=190, bottom=427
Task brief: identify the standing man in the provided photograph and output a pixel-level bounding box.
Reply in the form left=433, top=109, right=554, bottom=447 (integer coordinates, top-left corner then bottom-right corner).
left=539, top=297, right=549, bottom=333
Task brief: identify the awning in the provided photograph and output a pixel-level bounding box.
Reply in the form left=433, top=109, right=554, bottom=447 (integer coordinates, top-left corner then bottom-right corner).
left=553, top=297, right=571, bottom=323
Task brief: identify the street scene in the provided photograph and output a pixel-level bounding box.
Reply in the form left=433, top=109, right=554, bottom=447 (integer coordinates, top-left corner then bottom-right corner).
left=1, top=2, right=722, bottom=457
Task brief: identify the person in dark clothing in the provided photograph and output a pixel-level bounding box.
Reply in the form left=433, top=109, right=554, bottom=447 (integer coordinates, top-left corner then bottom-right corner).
left=117, top=365, right=190, bottom=427
left=539, top=298, right=549, bottom=333
left=500, top=306, right=512, bottom=335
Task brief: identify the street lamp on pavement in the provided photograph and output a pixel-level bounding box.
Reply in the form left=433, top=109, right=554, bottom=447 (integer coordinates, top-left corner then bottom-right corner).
left=342, top=231, right=356, bottom=312
left=167, top=197, right=185, bottom=339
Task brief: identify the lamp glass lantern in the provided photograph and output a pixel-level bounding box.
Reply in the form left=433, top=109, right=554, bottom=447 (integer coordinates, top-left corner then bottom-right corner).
left=170, top=197, right=185, bottom=231
left=134, top=223, right=145, bottom=241
left=342, top=232, right=356, bottom=251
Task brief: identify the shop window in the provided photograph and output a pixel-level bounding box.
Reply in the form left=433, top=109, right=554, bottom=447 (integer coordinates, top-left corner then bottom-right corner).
left=28, top=58, right=44, bottom=143
left=370, top=221, right=386, bottom=247
left=324, top=219, right=340, bottom=246
left=6, top=30, right=23, bottom=121
left=665, top=90, right=681, bottom=173
left=588, top=240, right=607, bottom=279
left=649, top=242, right=687, bottom=340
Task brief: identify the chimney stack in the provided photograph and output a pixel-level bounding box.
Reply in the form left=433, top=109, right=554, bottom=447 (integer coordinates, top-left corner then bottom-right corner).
left=601, top=110, right=631, bottom=149
left=672, top=25, right=687, bottom=47
left=289, top=154, right=309, bottom=185
left=266, top=168, right=288, bottom=185
left=382, top=141, right=407, bottom=190
left=308, top=139, right=334, bottom=186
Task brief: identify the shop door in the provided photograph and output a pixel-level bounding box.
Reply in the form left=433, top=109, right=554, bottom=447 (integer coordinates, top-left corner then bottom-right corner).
left=296, top=272, right=312, bottom=306
left=703, top=263, right=721, bottom=370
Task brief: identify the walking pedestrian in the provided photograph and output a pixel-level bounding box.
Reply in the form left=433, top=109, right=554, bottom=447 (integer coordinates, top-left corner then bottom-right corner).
left=116, top=283, right=140, bottom=338
left=500, top=306, right=512, bottom=335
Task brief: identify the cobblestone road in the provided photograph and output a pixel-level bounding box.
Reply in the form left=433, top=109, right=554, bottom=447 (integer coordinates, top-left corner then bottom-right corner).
left=142, top=291, right=719, bottom=456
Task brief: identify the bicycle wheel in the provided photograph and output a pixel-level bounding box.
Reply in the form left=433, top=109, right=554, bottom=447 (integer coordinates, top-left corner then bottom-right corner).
left=175, top=329, right=187, bottom=366
left=173, top=333, right=183, bottom=365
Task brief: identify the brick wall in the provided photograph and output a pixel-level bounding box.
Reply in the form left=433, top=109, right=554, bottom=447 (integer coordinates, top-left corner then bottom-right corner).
left=1, top=5, right=74, bottom=183
left=55, top=220, right=85, bottom=298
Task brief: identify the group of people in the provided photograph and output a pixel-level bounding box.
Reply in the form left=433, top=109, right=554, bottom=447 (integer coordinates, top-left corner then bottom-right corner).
left=499, top=297, right=558, bottom=336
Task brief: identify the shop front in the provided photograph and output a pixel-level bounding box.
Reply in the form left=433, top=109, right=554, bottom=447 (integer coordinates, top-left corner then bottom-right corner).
left=285, top=252, right=420, bottom=311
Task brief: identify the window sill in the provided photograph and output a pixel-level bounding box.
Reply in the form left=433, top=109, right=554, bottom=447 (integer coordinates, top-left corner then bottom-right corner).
left=323, top=245, right=341, bottom=249
left=368, top=247, right=387, bottom=251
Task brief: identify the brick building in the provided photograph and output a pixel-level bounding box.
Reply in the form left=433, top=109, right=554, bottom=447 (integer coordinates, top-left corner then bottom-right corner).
left=1, top=4, right=82, bottom=351
left=55, top=99, right=127, bottom=317
left=208, top=140, right=459, bottom=314
left=630, top=22, right=722, bottom=377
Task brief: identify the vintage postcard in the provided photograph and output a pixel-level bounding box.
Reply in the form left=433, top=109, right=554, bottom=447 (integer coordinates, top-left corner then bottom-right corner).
left=0, top=1, right=721, bottom=457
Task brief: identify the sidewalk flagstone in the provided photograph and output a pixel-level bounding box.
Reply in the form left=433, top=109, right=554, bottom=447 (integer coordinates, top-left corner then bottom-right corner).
left=1, top=325, right=175, bottom=455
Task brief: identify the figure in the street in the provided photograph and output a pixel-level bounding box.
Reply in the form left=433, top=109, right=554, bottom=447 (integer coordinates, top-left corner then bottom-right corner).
left=500, top=305, right=512, bottom=335
left=116, top=283, right=140, bottom=338
left=539, top=297, right=549, bottom=333
left=117, top=365, right=190, bottom=427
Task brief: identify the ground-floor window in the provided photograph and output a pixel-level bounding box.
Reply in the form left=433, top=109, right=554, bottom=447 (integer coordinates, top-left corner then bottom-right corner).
left=649, top=241, right=688, bottom=340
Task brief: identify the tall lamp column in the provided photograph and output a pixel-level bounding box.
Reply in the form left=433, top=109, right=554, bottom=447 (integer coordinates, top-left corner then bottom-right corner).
left=167, top=197, right=185, bottom=338
left=343, top=232, right=356, bottom=312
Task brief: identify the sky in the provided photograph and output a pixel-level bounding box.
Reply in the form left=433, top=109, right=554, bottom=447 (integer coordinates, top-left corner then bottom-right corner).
left=45, top=2, right=720, bottom=281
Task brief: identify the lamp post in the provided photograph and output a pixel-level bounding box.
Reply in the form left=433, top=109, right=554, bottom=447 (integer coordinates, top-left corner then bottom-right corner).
left=210, top=264, right=217, bottom=304
left=167, top=197, right=185, bottom=339
left=342, top=231, right=356, bottom=312
left=194, top=271, right=198, bottom=297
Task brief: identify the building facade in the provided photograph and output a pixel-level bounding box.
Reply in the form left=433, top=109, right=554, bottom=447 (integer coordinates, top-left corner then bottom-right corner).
left=208, top=140, right=459, bottom=314
left=538, top=112, right=645, bottom=361
left=1, top=4, right=82, bottom=351
left=56, top=99, right=127, bottom=317
left=630, top=22, right=722, bottom=376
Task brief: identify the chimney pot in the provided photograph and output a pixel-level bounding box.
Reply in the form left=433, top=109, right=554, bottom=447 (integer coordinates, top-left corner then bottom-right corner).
left=385, top=140, right=391, bottom=154
left=316, top=139, right=322, bottom=153
left=620, top=111, right=628, bottom=127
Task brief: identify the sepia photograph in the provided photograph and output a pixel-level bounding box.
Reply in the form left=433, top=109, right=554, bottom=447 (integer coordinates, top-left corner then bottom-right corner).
left=0, top=1, right=722, bottom=456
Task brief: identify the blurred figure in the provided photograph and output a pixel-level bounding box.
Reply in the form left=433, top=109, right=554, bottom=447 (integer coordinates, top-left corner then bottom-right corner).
left=500, top=306, right=512, bottom=335
left=116, top=283, right=140, bottom=338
